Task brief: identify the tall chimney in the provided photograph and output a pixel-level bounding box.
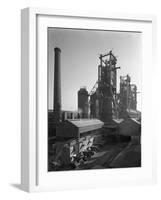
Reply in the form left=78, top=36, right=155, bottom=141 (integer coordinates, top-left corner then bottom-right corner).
left=54, top=47, right=61, bottom=122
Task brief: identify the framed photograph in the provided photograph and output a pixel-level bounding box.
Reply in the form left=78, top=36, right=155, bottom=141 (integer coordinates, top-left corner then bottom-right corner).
left=21, top=8, right=157, bottom=192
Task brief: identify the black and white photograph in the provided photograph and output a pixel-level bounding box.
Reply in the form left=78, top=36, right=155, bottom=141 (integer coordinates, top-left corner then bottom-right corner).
left=48, top=28, right=142, bottom=172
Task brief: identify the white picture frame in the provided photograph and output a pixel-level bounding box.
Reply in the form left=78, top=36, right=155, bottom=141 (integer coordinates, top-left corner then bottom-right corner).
left=21, top=7, right=157, bottom=192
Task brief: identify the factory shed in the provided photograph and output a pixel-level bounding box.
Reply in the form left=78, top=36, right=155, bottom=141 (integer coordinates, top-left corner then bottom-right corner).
left=118, top=118, right=141, bottom=136
left=57, top=119, right=104, bottom=138
left=126, top=109, right=141, bottom=119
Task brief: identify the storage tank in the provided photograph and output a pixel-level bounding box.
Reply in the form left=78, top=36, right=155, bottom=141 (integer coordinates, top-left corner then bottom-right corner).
left=78, top=87, right=89, bottom=118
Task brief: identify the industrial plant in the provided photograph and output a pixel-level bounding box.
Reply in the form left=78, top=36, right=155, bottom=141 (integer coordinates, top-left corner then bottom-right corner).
left=48, top=47, right=141, bottom=171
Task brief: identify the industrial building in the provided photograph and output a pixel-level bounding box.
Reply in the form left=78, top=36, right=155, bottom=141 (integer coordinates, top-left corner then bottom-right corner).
left=78, top=51, right=140, bottom=123
left=48, top=47, right=141, bottom=171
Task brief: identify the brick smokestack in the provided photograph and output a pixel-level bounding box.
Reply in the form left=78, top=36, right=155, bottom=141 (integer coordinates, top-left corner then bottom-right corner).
left=54, top=47, right=61, bottom=122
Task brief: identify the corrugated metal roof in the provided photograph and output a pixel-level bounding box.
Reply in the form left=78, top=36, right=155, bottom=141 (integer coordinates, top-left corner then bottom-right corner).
left=130, top=118, right=141, bottom=125
left=67, top=119, right=104, bottom=133
left=126, top=109, right=141, bottom=114
left=67, top=119, right=103, bottom=127
left=113, top=119, right=124, bottom=124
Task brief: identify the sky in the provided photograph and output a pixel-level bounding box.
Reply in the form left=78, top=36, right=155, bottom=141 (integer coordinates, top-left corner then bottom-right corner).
left=48, top=28, right=142, bottom=111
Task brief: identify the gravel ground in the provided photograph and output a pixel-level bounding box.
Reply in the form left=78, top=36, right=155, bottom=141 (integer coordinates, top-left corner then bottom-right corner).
left=76, top=142, right=141, bottom=170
